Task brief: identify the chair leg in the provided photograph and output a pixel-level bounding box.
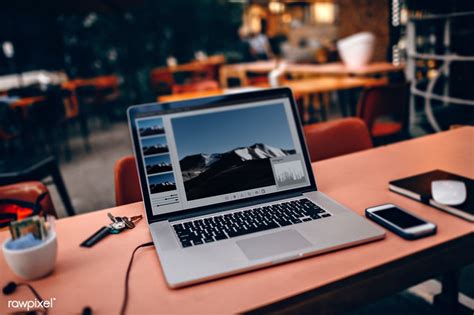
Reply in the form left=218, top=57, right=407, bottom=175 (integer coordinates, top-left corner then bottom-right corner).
left=335, top=91, right=348, bottom=117
left=318, top=93, right=328, bottom=121
left=78, top=115, right=91, bottom=152
left=48, top=159, right=75, bottom=216
left=62, top=123, right=72, bottom=162
left=433, top=272, right=470, bottom=315
left=308, top=94, right=319, bottom=124
left=348, top=89, right=357, bottom=116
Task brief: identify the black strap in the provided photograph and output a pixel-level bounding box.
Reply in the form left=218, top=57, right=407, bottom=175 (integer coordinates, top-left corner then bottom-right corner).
left=0, top=213, right=18, bottom=228
left=0, top=192, right=49, bottom=228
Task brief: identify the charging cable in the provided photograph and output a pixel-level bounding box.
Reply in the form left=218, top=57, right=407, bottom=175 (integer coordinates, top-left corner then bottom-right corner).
left=3, top=241, right=154, bottom=315
left=120, top=241, right=154, bottom=315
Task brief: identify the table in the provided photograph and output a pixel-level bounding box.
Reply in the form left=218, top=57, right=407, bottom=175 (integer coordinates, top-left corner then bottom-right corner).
left=220, top=61, right=404, bottom=87
left=152, top=55, right=226, bottom=74
left=1, top=96, right=46, bottom=120
left=7, top=96, right=45, bottom=110
left=0, top=71, right=67, bottom=93
left=157, top=78, right=386, bottom=102
left=158, top=77, right=386, bottom=122
left=1, top=128, right=473, bottom=314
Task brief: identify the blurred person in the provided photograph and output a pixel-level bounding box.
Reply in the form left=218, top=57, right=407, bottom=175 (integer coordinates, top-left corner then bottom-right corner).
left=247, top=30, right=274, bottom=60
left=237, top=26, right=253, bottom=62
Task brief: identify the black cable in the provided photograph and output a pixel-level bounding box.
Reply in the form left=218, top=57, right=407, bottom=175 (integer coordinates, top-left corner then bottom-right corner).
left=120, top=241, right=154, bottom=315
left=4, top=241, right=154, bottom=315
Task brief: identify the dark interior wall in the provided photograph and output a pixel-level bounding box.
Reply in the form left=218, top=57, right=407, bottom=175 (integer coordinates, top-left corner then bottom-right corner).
left=0, top=0, right=243, bottom=102
left=0, top=11, right=64, bottom=74
left=59, top=0, right=243, bottom=77
left=337, top=0, right=390, bottom=62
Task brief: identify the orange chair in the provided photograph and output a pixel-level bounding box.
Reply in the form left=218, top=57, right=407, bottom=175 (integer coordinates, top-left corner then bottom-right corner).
left=356, top=83, right=410, bottom=141
left=303, top=118, right=373, bottom=162
left=114, top=156, right=142, bottom=206
left=0, top=181, right=57, bottom=217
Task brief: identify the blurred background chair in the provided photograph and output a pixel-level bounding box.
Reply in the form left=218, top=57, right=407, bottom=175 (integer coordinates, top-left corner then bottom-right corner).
left=0, top=155, right=75, bottom=216
left=0, top=99, right=23, bottom=154
left=114, top=155, right=141, bottom=206
left=75, top=75, right=121, bottom=129
left=356, top=82, right=410, bottom=144
left=28, top=88, right=67, bottom=158
left=303, top=117, right=373, bottom=162
left=0, top=181, right=57, bottom=217
left=150, top=69, right=174, bottom=96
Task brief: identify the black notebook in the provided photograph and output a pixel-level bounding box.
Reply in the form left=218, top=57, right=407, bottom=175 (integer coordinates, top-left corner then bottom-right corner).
left=389, top=170, right=474, bottom=222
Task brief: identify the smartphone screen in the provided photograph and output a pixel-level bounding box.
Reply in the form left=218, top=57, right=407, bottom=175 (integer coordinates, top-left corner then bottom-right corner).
left=374, top=207, right=426, bottom=229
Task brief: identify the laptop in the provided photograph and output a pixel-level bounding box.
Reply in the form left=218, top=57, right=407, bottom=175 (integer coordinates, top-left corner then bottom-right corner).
left=127, top=88, right=385, bottom=288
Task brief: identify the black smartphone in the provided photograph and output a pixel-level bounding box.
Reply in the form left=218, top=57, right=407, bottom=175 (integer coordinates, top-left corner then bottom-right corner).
left=365, top=203, right=437, bottom=240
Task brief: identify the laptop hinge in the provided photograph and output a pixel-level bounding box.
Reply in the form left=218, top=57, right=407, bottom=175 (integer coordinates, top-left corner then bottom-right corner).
left=166, top=190, right=308, bottom=222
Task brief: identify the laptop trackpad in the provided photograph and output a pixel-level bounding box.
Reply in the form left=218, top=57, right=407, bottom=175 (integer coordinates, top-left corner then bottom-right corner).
left=236, top=229, right=312, bottom=260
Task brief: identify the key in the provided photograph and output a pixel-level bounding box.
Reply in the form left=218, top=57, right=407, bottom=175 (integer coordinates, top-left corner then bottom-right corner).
left=122, top=217, right=135, bottom=229
left=80, top=226, right=111, bottom=247
left=80, top=221, right=126, bottom=247
left=107, top=212, right=117, bottom=223
left=80, top=214, right=141, bottom=248
left=109, top=221, right=126, bottom=234
left=130, top=215, right=143, bottom=223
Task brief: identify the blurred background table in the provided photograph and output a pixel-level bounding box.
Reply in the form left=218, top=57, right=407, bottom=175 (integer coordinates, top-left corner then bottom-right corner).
left=220, top=61, right=404, bottom=87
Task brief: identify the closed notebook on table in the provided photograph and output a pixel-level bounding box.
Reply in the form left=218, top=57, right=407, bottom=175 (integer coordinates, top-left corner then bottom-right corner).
left=389, top=170, right=474, bottom=222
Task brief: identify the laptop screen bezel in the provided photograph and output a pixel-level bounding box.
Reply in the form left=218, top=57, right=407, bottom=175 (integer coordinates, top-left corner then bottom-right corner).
left=128, top=87, right=317, bottom=223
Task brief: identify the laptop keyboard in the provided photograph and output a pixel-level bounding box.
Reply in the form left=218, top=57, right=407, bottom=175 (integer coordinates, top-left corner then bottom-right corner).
left=172, top=198, right=331, bottom=248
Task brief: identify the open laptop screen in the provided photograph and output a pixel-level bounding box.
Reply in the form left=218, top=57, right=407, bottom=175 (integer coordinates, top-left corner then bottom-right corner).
left=134, top=95, right=311, bottom=216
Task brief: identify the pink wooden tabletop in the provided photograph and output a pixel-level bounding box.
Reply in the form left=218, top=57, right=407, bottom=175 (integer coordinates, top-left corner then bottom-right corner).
left=1, top=127, right=472, bottom=314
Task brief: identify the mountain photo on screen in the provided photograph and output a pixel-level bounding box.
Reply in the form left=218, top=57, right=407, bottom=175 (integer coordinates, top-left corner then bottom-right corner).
left=138, top=118, right=165, bottom=137
left=141, top=136, right=169, bottom=156
left=145, top=154, right=172, bottom=175
left=148, top=172, right=176, bottom=194
left=172, top=103, right=296, bottom=200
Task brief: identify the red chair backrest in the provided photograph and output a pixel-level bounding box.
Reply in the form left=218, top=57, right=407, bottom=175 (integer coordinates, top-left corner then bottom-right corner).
left=303, top=118, right=373, bottom=162
left=0, top=181, right=57, bottom=218
left=114, top=156, right=142, bottom=206
left=356, top=83, right=410, bottom=133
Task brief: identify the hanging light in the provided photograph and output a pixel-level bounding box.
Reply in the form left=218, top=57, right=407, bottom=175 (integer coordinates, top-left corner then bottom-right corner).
left=268, top=1, right=285, bottom=14
left=312, top=2, right=336, bottom=24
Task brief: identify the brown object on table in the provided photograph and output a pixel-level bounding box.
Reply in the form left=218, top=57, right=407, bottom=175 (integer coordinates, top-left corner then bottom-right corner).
left=356, top=82, right=410, bottom=141
left=303, top=118, right=372, bottom=162
left=114, top=155, right=141, bottom=206
left=0, top=181, right=56, bottom=217
left=1, top=128, right=472, bottom=314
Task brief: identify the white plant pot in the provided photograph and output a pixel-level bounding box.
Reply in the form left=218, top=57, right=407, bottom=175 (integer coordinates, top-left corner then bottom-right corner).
left=2, top=232, right=57, bottom=280
left=337, top=32, right=375, bottom=69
